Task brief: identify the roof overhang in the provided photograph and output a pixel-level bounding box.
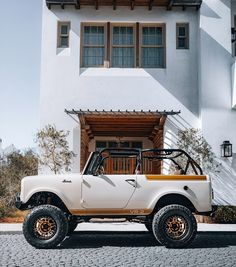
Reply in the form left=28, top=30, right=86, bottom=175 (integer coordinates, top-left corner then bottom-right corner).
left=65, top=109, right=180, bottom=140
left=46, top=0, right=202, bottom=10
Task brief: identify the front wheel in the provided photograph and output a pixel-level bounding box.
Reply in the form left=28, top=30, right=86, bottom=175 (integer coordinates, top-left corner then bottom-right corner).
left=23, top=205, right=68, bottom=249
left=152, top=204, right=197, bottom=248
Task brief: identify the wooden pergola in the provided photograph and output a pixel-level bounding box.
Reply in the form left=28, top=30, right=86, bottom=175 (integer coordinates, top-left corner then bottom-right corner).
left=65, top=109, right=180, bottom=170
left=46, top=0, right=202, bottom=10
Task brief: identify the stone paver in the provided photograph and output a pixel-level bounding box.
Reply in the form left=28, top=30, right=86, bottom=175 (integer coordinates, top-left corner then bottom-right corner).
left=0, top=231, right=236, bottom=267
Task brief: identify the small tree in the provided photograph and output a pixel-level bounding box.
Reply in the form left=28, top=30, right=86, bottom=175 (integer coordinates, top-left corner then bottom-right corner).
left=0, top=150, right=38, bottom=217
left=174, top=128, right=218, bottom=174
left=36, top=125, right=74, bottom=174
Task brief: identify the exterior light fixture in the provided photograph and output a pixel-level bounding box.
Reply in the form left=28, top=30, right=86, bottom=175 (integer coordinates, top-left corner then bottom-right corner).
left=232, top=28, right=236, bottom=43
left=221, top=141, right=233, bottom=157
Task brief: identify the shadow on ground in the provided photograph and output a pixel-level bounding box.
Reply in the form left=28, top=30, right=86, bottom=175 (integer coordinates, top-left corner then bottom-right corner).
left=59, top=231, right=236, bottom=249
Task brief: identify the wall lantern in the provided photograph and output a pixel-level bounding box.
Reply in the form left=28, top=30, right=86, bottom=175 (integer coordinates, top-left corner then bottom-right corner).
left=232, top=28, right=236, bottom=43
left=221, top=141, right=233, bottom=157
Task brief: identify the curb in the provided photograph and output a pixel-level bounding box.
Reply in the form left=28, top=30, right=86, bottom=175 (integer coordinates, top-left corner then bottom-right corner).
left=1, top=222, right=236, bottom=234
left=1, top=230, right=236, bottom=235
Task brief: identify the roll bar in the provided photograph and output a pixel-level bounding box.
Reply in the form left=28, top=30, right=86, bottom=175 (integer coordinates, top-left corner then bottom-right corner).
left=84, top=148, right=203, bottom=175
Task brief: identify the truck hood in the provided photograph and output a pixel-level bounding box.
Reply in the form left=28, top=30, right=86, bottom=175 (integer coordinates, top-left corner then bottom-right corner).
left=20, top=173, right=82, bottom=203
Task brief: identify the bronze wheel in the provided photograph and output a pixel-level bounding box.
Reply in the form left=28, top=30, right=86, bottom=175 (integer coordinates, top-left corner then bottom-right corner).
left=33, top=216, right=57, bottom=240
left=152, top=204, right=197, bottom=248
left=164, top=215, right=188, bottom=240
left=23, top=205, right=68, bottom=249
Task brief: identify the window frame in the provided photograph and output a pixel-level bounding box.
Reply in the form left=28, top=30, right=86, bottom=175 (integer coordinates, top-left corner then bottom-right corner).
left=57, top=21, right=71, bottom=48
left=139, top=23, right=166, bottom=69
left=110, top=23, right=136, bottom=68
left=96, top=140, right=143, bottom=151
left=234, top=15, right=236, bottom=56
left=176, top=23, right=189, bottom=50
left=80, top=22, right=107, bottom=68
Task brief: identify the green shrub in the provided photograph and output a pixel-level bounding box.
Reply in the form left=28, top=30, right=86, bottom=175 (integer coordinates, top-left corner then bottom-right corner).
left=213, top=206, right=236, bottom=224
left=0, top=150, right=38, bottom=218
left=172, top=128, right=219, bottom=175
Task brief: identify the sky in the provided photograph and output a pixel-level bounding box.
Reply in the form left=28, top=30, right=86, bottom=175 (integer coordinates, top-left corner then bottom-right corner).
left=0, top=0, right=42, bottom=150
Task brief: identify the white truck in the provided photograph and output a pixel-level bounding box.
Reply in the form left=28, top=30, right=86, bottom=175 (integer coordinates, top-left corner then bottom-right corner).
left=16, top=148, right=212, bottom=249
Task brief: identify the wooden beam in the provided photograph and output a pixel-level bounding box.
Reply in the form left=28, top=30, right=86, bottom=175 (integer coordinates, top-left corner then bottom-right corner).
left=88, top=122, right=159, bottom=126
left=80, top=129, right=90, bottom=171
left=167, top=0, right=174, bottom=10
left=159, top=115, right=167, bottom=126
left=148, top=0, right=154, bottom=11
left=84, top=125, right=93, bottom=139
left=149, top=126, right=161, bottom=140
left=78, top=114, right=87, bottom=127
left=106, top=22, right=110, bottom=66
left=85, top=116, right=160, bottom=121
left=88, top=123, right=159, bottom=127
left=136, top=22, right=139, bottom=67
left=113, top=0, right=116, bottom=10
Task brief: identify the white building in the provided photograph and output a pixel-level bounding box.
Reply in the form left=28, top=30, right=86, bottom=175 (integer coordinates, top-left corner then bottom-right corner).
left=40, top=0, right=236, bottom=205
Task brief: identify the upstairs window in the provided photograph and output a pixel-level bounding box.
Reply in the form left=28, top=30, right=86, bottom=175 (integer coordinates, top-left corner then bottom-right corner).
left=81, top=24, right=105, bottom=67
left=80, top=22, right=166, bottom=69
left=176, top=23, right=189, bottom=49
left=57, top=22, right=70, bottom=48
left=140, top=24, right=165, bottom=68
left=111, top=25, right=135, bottom=68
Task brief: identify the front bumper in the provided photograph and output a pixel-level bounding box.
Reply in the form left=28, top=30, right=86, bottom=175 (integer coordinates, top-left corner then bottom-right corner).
left=15, top=194, right=27, bottom=210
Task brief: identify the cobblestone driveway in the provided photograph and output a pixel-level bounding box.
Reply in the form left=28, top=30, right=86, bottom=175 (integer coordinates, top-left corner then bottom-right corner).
left=0, top=232, right=236, bottom=267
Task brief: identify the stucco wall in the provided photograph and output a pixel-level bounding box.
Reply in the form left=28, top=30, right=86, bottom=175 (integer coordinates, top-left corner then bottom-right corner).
left=199, top=0, right=236, bottom=205
left=40, top=0, right=236, bottom=204
left=40, top=2, right=200, bottom=171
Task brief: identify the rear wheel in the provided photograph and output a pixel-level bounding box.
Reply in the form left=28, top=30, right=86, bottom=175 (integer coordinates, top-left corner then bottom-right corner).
left=23, top=205, right=68, bottom=249
left=152, top=204, right=197, bottom=248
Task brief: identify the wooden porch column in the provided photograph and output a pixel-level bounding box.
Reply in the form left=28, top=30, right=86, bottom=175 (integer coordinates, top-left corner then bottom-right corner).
left=152, top=115, right=166, bottom=173
left=80, top=128, right=90, bottom=171
left=152, top=115, right=166, bottom=149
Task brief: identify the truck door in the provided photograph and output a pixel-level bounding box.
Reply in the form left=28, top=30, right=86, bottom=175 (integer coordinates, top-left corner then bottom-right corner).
left=82, top=155, right=137, bottom=209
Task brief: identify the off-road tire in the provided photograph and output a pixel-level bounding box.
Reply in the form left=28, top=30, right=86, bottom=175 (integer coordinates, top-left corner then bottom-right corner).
left=152, top=204, right=197, bottom=248
left=23, top=205, right=68, bottom=249
left=67, top=221, right=78, bottom=235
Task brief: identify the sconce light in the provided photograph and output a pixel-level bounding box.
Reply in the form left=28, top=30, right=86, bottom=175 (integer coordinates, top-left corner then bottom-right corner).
left=221, top=141, right=233, bottom=157
left=232, top=28, right=236, bottom=43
